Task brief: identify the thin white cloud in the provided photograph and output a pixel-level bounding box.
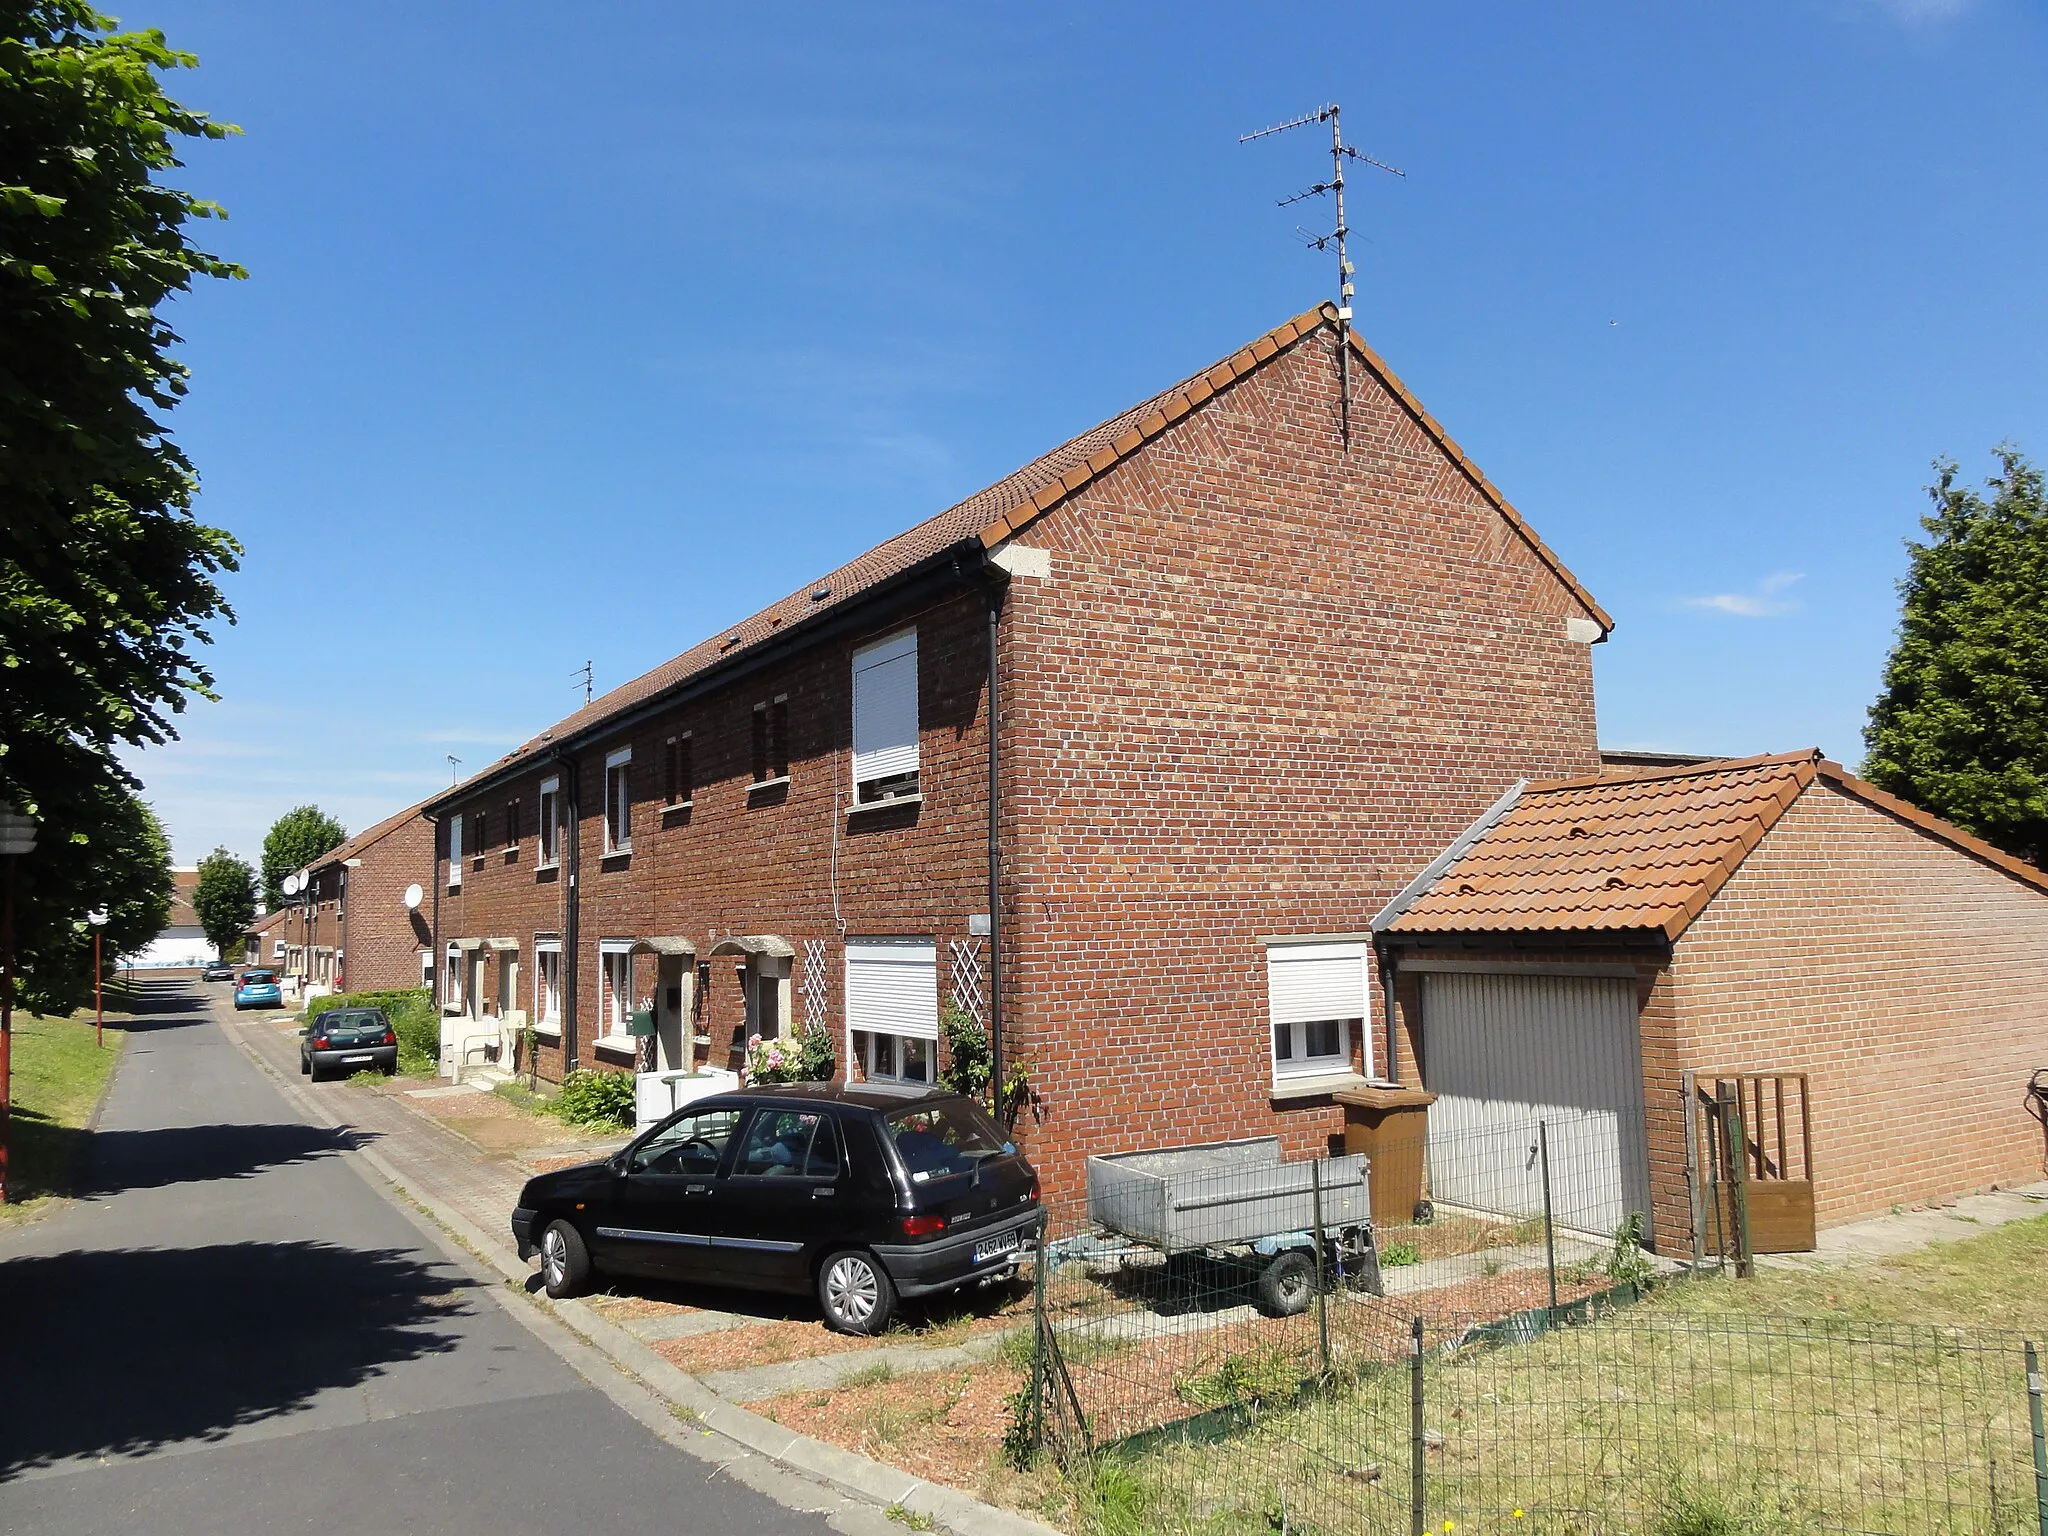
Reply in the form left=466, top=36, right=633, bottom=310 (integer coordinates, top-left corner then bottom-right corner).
left=1682, top=571, right=1804, bottom=619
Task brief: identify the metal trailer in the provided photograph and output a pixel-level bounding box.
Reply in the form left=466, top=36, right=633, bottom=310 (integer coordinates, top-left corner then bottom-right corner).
left=1084, top=1135, right=1382, bottom=1315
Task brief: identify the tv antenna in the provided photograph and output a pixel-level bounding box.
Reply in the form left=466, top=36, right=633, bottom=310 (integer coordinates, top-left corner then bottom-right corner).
left=446, top=753, right=461, bottom=784
left=1240, top=103, right=1403, bottom=446
left=572, top=659, right=592, bottom=705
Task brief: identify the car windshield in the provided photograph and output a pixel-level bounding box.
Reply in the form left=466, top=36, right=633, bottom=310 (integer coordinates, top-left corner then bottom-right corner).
left=884, top=1099, right=1008, bottom=1182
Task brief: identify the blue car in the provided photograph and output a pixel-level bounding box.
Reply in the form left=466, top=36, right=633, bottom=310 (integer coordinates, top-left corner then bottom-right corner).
left=234, top=969, right=284, bottom=1010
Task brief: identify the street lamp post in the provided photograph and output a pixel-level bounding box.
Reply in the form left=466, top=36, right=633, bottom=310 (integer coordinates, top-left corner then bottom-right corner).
left=87, top=910, right=109, bottom=1049
left=0, top=800, right=42, bottom=1205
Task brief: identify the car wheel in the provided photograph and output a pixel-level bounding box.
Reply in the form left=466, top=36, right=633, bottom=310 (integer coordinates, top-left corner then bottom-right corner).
left=539, top=1219, right=591, bottom=1299
left=300, top=1053, right=311, bottom=1076
left=1255, top=1250, right=1316, bottom=1318
left=817, top=1248, right=896, bottom=1335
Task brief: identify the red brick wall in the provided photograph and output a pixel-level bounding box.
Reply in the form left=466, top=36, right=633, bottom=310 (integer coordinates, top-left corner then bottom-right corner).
left=335, top=814, right=435, bottom=994
left=1671, top=781, right=2048, bottom=1226
left=994, top=334, right=1604, bottom=1196
left=435, top=588, right=995, bottom=1084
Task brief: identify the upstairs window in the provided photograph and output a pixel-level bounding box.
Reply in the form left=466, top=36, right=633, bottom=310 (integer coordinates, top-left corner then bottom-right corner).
left=472, top=809, right=487, bottom=862
left=753, top=696, right=789, bottom=785
left=506, top=798, right=520, bottom=855
left=852, top=630, right=919, bottom=804
left=604, top=747, right=632, bottom=854
left=537, top=777, right=560, bottom=867
left=664, top=734, right=692, bottom=806
left=447, top=813, right=464, bottom=887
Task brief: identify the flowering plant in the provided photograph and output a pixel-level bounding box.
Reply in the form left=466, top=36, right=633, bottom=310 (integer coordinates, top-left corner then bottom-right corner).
left=744, top=1033, right=805, bottom=1084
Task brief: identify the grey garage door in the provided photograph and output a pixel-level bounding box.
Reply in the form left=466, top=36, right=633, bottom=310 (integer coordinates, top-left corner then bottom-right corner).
left=1420, top=971, right=1653, bottom=1242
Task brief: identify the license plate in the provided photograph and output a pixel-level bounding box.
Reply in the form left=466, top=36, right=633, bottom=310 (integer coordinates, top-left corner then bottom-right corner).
left=973, top=1228, right=1021, bottom=1264
left=343, top=1054, right=374, bottom=1063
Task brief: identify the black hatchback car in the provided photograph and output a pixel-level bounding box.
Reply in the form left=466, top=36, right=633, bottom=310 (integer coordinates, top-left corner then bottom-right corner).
left=512, top=1083, right=1041, bottom=1334
left=300, top=1007, right=399, bottom=1080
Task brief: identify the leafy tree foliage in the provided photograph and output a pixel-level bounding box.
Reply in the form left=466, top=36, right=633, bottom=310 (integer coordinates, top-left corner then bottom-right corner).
left=191, top=845, right=254, bottom=958
left=1, top=4, right=242, bottom=1005
left=1864, top=448, right=2048, bottom=866
left=8, top=781, right=170, bottom=1015
left=261, top=805, right=347, bottom=908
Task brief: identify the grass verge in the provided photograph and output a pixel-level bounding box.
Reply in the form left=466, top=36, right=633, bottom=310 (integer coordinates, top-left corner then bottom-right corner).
left=0, top=1008, right=127, bottom=1223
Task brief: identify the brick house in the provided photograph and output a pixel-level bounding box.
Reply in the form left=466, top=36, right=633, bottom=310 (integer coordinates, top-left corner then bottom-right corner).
left=243, top=907, right=287, bottom=969
left=1376, top=750, right=2048, bottom=1247
left=293, top=798, right=438, bottom=995
left=423, top=303, right=1613, bottom=1196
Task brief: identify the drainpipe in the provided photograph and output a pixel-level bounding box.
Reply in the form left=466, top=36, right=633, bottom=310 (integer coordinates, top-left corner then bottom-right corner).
left=560, top=752, right=583, bottom=1075
left=982, top=574, right=1005, bottom=1120
left=426, top=813, right=441, bottom=1012
left=1378, top=949, right=1399, bottom=1085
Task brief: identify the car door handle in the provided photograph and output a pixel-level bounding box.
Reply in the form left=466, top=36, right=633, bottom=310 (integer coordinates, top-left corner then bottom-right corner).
left=811, top=1187, right=836, bottom=1198
left=685, top=1184, right=711, bottom=1196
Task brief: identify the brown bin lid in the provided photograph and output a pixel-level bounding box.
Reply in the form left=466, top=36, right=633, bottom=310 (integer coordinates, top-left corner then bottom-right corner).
left=1333, top=1084, right=1438, bottom=1111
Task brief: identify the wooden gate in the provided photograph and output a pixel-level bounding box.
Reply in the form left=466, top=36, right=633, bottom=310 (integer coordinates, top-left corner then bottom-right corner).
left=1688, top=1071, right=1816, bottom=1269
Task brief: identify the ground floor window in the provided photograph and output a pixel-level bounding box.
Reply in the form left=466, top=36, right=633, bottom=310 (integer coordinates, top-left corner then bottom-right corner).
left=1265, top=939, right=1369, bottom=1082
left=419, top=950, right=432, bottom=988
left=444, top=943, right=463, bottom=1011
left=853, top=1029, right=933, bottom=1085
left=600, top=940, right=634, bottom=1035
left=845, top=936, right=937, bottom=1084
left=535, top=940, right=562, bottom=1031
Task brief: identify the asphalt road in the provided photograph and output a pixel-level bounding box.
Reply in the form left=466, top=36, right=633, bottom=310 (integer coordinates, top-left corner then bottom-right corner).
left=0, top=981, right=880, bottom=1535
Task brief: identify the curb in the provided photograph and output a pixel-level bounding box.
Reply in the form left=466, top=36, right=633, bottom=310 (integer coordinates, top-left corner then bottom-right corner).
left=216, top=1013, right=1062, bottom=1536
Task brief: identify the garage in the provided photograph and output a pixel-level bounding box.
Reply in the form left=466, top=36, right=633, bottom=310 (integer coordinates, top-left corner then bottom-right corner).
left=1418, top=969, right=1653, bottom=1243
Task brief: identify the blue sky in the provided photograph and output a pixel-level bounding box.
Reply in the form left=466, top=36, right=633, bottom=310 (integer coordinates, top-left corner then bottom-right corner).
left=126, top=1, right=2048, bottom=864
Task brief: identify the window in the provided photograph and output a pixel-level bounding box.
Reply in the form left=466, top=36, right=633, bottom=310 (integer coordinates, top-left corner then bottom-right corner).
left=628, top=1106, right=744, bottom=1176
left=604, top=747, right=632, bottom=853
left=752, top=696, right=789, bottom=785
left=472, top=809, right=487, bottom=861
left=851, top=630, right=919, bottom=803
left=1265, top=940, right=1370, bottom=1082
left=444, top=942, right=463, bottom=1009
left=754, top=968, right=783, bottom=1040
left=506, top=798, right=520, bottom=854
left=885, top=1099, right=1005, bottom=1181
left=664, top=734, right=692, bottom=806
left=419, top=950, right=433, bottom=988
left=845, top=936, right=936, bottom=1084
left=733, top=1109, right=842, bottom=1179
left=537, top=777, right=560, bottom=867
left=447, top=813, right=464, bottom=887
left=600, top=939, right=635, bottom=1035
left=534, top=938, right=562, bottom=1031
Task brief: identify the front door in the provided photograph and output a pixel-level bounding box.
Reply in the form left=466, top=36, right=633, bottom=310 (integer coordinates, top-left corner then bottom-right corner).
left=709, top=1106, right=849, bottom=1292
left=594, top=1104, right=745, bottom=1280
left=656, top=954, right=688, bottom=1071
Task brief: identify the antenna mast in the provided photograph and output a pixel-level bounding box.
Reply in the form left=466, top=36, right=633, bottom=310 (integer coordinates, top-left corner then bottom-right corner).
left=1240, top=103, right=1403, bottom=447
left=572, top=660, right=592, bottom=705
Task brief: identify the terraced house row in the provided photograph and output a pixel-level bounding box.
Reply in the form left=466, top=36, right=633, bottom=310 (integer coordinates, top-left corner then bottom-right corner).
left=403, top=303, right=2048, bottom=1232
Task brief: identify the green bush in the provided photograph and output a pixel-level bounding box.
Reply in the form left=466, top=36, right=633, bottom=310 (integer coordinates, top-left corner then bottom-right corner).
left=308, top=988, right=437, bottom=1074
left=555, top=1068, right=636, bottom=1129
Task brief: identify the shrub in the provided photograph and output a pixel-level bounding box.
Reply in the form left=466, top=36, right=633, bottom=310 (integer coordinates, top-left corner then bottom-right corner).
left=555, top=1067, right=636, bottom=1129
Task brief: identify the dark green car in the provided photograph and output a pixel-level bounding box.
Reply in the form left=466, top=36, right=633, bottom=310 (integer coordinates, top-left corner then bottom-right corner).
left=301, top=1007, right=399, bottom=1080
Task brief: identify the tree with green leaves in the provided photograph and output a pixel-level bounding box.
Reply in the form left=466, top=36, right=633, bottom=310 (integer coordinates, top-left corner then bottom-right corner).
left=1864, top=448, right=2048, bottom=867
left=8, top=784, right=171, bottom=1015
left=191, top=846, right=255, bottom=959
left=261, top=806, right=347, bottom=908
left=2, top=3, right=243, bottom=1005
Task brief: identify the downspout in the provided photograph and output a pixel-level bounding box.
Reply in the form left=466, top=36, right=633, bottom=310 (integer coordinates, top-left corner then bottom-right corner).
left=985, top=580, right=1004, bottom=1119
left=426, top=813, right=441, bottom=1012
left=559, top=752, right=582, bottom=1075
left=1378, top=951, right=1399, bottom=1085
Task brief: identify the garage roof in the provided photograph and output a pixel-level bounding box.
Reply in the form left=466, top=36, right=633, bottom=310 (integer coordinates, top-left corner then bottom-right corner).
left=1384, top=749, right=2048, bottom=942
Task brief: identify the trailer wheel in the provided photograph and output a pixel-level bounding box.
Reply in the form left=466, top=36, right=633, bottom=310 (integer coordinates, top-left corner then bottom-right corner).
left=1255, top=1250, right=1315, bottom=1317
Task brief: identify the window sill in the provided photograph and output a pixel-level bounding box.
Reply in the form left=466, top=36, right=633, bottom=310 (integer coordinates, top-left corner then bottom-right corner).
left=534, top=861, right=559, bottom=874
left=1270, top=1071, right=1372, bottom=1103
left=660, top=801, right=693, bottom=821
left=529, top=1022, right=562, bottom=1040
left=601, top=846, right=632, bottom=863
left=591, top=1033, right=637, bottom=1057
left=847, top=793, right=923, bottom=817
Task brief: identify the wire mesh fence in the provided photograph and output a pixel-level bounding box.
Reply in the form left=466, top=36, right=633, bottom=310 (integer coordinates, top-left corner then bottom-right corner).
left=1017, top=1115, right=2048, bottom=1535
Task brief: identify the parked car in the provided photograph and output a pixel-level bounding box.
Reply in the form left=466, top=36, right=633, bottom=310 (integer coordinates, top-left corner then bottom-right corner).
left=512, top=1083, right=1041, bottom=1334
left=233, top=970, right=283, bottom=1010
left=300, top=1007, right=399, bottom=1080
left=202, top=963, right=237, bottom=982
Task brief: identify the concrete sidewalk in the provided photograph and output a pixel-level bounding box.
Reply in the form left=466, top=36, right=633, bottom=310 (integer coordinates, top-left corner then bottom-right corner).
left=220, top=1014, right=1059, bottom=1536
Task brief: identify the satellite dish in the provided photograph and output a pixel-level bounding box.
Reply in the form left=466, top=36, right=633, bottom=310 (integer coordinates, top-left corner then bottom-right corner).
left=403, top=883, right=424, bottom=911
left=282, top=874, right=300, bottom=896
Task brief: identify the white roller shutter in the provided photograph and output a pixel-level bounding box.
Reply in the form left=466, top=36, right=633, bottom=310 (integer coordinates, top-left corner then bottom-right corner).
left=845, top=937, right=937, bottom=1039
left=1420, top=972, right=1651, bottom=1242
left=852, top=631, right=919, bottom=785
left=1267, top=942, right=1369, bottom=1023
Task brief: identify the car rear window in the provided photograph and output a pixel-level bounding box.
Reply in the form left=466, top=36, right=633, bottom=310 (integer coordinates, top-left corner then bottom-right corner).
left=243, top=972, right=273, bottom=983
left=322, top=1011, right=384, bottom=1030
left=884, top=1099, right=1007, bottom=1182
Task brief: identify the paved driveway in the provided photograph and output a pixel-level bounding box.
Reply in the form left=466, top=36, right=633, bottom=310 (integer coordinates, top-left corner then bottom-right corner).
left=0, top=981, right=873, bottom=1534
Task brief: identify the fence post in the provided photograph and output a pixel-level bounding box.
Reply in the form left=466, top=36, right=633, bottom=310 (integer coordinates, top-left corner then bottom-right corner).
left=1311, top=1156, right=1331, bottom=1378
left=1030, top=1223, right=1049, bottom=1456
left=2026, top=1339, right=2047, bottom=1536
left=1538, top=1119, right=1559, bottom=1314
left=1719, top=1080, right=1754, bottom=1278
left=1681, top=1069, right=1705, bottom=1272
left=1410, top=1315, right=1426, bottom=1536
